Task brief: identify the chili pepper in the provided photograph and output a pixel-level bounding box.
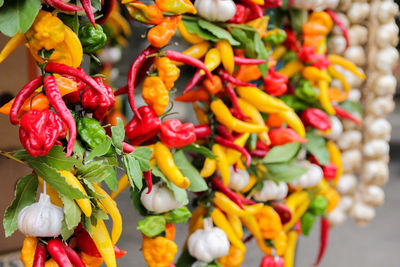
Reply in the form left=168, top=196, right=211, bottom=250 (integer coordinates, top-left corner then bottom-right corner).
left=113, top=246, right=127, bottom=259
left=264, top=68, right=288, bottom=96
left=218, top=68, right=256, bottom=87
left=33, top=243, right=46, bottom=267
left=326, top=140, right=343, bottom=187
left=160, top=119, right=197, bottom=148
left=164, top=50, right=213, bottom=82
left=211, top=99, right=267, bottom=133
left=63, top=69, right=87, bottom=104
left=20, top=237, right=38, bottom=267
left=80, top=0, right=96, bottom=28
left=193, top=102, right=209, bottom=124
left=0, top=32, right=25, bottom=63
left=216, top=125, right=234, bottom=141
left=214, top=191, right=263, bottom=216
left=228, top=4, right=249, bottom=24
left=327, top=66, right=350, bottom=95
left=96, top=0, right=115, bottom=25
left=77, top=117, right=107, bottom=149
left=266, top=113, right=285, bottom=128
left=250, top=149, right=267, bottom=157
left=194, top=124, right=211, bottom=139
left=81, top=77, right=115, bottom=120
left=283, top=197, right=310, bottom=232
left=333, top=105, right=362, bottom=125
left=237, top=86, right=291, bottom=113
left=246, top=16, right=269, bottom=37
left=142, top=76, right=169, bottom=116
left=175, top=88, right=209, bottom=102
left=283, top=230, right=298, bottom=267
left=325, top=10, right=349, bottom=47
left=125, top=105, right=161, bottom=145
left=240, top=0, right=263, bottom=20
left=246, top=133, right=257, bottom=151
left=284, top=28, right=299, bottom=51
left=155, top=0, right=195, bottom=14
left=75, top=227, right=102, bottom=257
left=302, top=66, right=331, bottom=82
left=301, top=211, right=316, bottom=236
left=177, top=21, right=204, bottom=44
left=154, top=142, right=190, bottom=188
left=47, top=239, right=73, bottom=267
left=318, top=80, right=335, bottom=115
left=212, top=144, right=230, bottom=185
left=295, top=79, right=319, bottom=103
left=309, top=195, right=328, bottom=216
left=9, top=76, right=43, bottom=125
left=278, top=110, right=306, bottom=137
left=264, top=28, right=287, bottom=46
left=241, top=214, right=263, bottom=243
left=143, top=170, right=153, bottom=194
left=200, top=157, right=216, bottom=178
left=91, top=219, right=117, bottom=267
left=327, top=54, right=365, bottom=79
left=127, top=45, right=159, bottom=119
left=43, top=75, right=75, bottom=157
left=61, top=243, right=85, bottom=267
left=212, top=177, right=244, bottom=209
left=271, top=202, right=292, bottom=225
left=237, top=194, right=256, bottom=205
left=255, top=140, right=269, bottom=151
left=155, top=57, right=180, bottom=90
left=234, top=63, right=262, bottom=82
left=148, top=16, right=180, bottom=47
left=224, top=84, right=249, bottom=121
left=142, top=236, right=177, bottom=267
left=125, top=1, right=164, bottom=25
left=268, top=128, right=307, bottom=146
left=173, top=41, right=210, bottom=66
left=80, top=252, right=103, bottom=267
left=79, top=24, right=107, bottom=53
left=202, top=75, right=222, bottom=94
left=184, top=70, right=203, bottom=93
left=301, top=108, right=331, bottom=131
left=278, top=60, right=304, bottom=78
left=44, top=0, right=83, bottom=12
left=297, top=46, right=327, bottom=64
left=215, top=136, right=251, bottom=167
left=256, top=205, right=283, bottom=239
left=260, top=255, right=284, bottom=267
left=210, top=208, right=247, bottom=252
left=314, top=217, right=329, bottom=266
left=216, top=40, right=235, bottom=74
left=234, top=56, right=266, bottom=65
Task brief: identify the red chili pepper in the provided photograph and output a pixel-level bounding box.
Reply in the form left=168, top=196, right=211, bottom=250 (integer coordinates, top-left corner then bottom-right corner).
left=96, top=0, right=115, bottom=25
left=215, top=135, right=251, bottom=167
left=63, top=69, right=87, bottom=104
left=184, top=70, right=204, bottom=93
left=122, top=142, right=135, bottom=153
left=44, top=0, right=83, bottom=12
left=322, top=163, right=337, bottom=180
left=175, top=88, right=210, bottom=102
left=61, top=243, right=85, bottom=267
left=325, top=10, right=349, bottom=48
left=33, top=243, right=46, bottom=267
left=301, top=108, right=331, bottom=131
left=164, top=50, right=213, bottom=82
left=125, top=105, right=161, bottom=145
left=269, top=128, right=307, bottom=146
left=127, top=46, right=159, bottom=119
left=212, top=176, right=244, bottom=209
left=44, top=63, right=110, bottom=104
left=284, top=28, right=299, bottom=51
left=263, top=68, right=288, bottom=96
left=194, top=124, right=212, bottom=139
left=333, top=105, right=362, bottom=125
left=238, top=195, right=256, bottom=205
left=47, top=239, right=73, bottom=267
left=260, top=255, right=284, bottom=267
left=144, top=170, right=153, bottom=194
left=263, top=0, right=283, bottom=8
left=271, top=201, right=292, bottom=225
left=234, top=56, right=266, bottom=65
left=10, top=76, right=43, bottom=125
left=113, top=245, right=127, bottom=259
left=249, top=149, right=267, bottom=158
left=228, top=4, right=249, bottom=24
left=314, top=217, right=330, bottom=266
left=80, top=0, right=96, bottom=28
left=216, top=125, right=234, bottom=141
left=239, top=0, right=263, bottom=19
left=256, top=140, right=270, bottom=151
left=297, top=46, right=330, bottom=70
left=217, top=68, right=256, bottom=87
left=224, top=83, right=250, bottom=121
left=160, top=119, right=197, bottom=148
left=43, top=75, right=76, bottom=157
left=81, top=77, right=115, bottom=120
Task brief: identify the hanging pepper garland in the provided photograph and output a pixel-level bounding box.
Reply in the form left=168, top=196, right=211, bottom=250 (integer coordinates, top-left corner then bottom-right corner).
left=0, top=0, right=397, bottom=267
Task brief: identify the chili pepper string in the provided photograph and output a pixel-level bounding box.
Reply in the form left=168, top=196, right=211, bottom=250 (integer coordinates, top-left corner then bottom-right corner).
left=234, top=56, right=266, bottom=65
left=215, top=136, right=252, bottom=167
left=44, top=0, right=83, bottom=12
left=217, top=68, right=256, bottom=87
left=216, top=125, right=235, bottom=141
left=313, top=217, right=330, bottom=266
left=224, top=83, right=250, bottom=121
left=211, top=176, right=245, bottom=209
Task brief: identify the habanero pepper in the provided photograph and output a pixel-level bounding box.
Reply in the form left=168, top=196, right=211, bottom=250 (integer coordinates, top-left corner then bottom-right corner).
left=147, top=16, right=181, bottom=48
left=203, top=75, right=223, bottom=94
left=268, top=128, right=307, bottom=146
left=155, top=0, right=196, bottom=14
left=63, top=68, right=87, bottom=104
left=260, top=255, right=284, bottom=267
left=228, top=4, right=249, bottom=24
left=264, top=28, right=287, bottom=46
left=141, top=76, right=169, bottom=116
left=77, top=117, right=107, bottom=149
left=142, top=236, right=177, bottom=267
left=295, top=79, right=319, bottom=103
left=309, top=195, right=328, bottom=216
left=47, top=239, right=73, bottom=267
left=160, top=119, right=197, bottom=148
left=175, top=88, right=210, bottom=102
left=79, top=24, right=107, bottom=54
left=124, top=0, right=164, bottom=25
left=20, top=237, right=38, bottom=267
left=301, top=108, right=331, bottom=131
left=154, top=57, right=180, bottom=90
left=255, top=205, right=283, bottom=240
left=264, top=68, right=288, bottom=96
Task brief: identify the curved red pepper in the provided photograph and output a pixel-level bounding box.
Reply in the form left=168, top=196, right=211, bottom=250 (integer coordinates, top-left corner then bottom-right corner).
left=44, top=0, right=83, bottom=12
left=125, top=105, right=161, bottom=145
left=225, top=83, right=250, bottom=121
left=216, top=125, right=234, bottom=141
left=80, top=0, right=96, bottom=28
left=212, top=176, right=244, bottom=209
left=325, top=10, right=349, bottom=48
left=215, top=135, right=251, bottom=167
left=96, top=0, right=115, bottom=25
left=61, top=243, right=85, bottom=267
left=63, top=68, right=87, bottom=104
left=160, top=119, right=196, bottom=148
left=218, top=68, right=256, bottom=87
left=144, top=170, right=153, bottom=194
left=333, top=105, right=362, bottom=125
left=184, top=70, right=203, bottom=93
left=47, top=239, right=73, bottom=267
left=234, top=56, right=266, bottom=65
left=313, top=217, right=330, bottom=266
left=33, top=243, right=46, bottom=267
left=271, top=201, right=292, bottom=225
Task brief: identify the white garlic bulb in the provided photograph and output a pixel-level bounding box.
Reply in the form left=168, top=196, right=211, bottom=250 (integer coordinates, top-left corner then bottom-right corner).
left=332, top=13, right=349, bottom=35
left=366, top=118, right=391, bottom=140
left=366, top=96, right=395, bottom=117
left=347, top=89, right=361, bottom=102
left=344, top=46, right=366, bottom=66
left=373, top=74, right=397, bottom=96
left=321, top=116, right=343, bottom=140
left=349, top=202, right=376, bottom=224
left=347, top=3, right=370, bottom=23
left=361, top=160, right=389, bottom=186
left=328, top=208, right=347, bottom=227
left=328, top=35, right=347, bottom=55
left=227, top=166, right=250, bottom=192
left=336, top=174, right=357, bottom=195
left=362, top=185, right=385, bottom=206
left=348, top=25, right=368, bottom=46
left=377, top=1, right=399, bottom=23
left=341, top=149, right=362, bottom=173
left=376, top=22, right=399, bottom=48
left=375, top=47, right=399, bottom=73
left=363, top=140, right=390, bottom=159
left=337, top=130, right=362, bottom=150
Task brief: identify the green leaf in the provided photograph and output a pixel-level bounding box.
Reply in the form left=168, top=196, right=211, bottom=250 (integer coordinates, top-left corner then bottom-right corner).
left=59, top=193, right=82, bottom=229
left=339, top=100, right=362, bottom=117
left=176, top=250, right=196, bottom=267
left=92, top=207, right=109, bottom=220
left=265, top=162, right=308, bottom=182
left=58, top=13, right=79, bottom=34
left=0, top=0, right=4, bottom=7
left=261, top=142, right=301, bottom=164
left=122, top=154, right=143, bottom=190
left=182, top=20, right=219, bottom=42
left=85, top=139, right=112, bottom=162
left=130, top=187, right=148, bottom=216
left=82, top=215, right=92, bottom=235
left=82, top=179, right=104, bottom=199
left=61, top=220, right=74, bottom=240
left=103, top=168, right=118, bottom=192
left=164, top=206, right=192, bottom=224
left=151, top=166, right=188, bottom=205
left=305, top=132, right=330, bottom=165
left=289, top=9, right=308, bottom=34
left=230, top=28, right=256, bottom=58
left=105, top=155, right=119, bottom=167
left=91, top=0, right=102, bottom=10
left=137, top=215, right=166, bottom=238
left=182, top=144, right=216, bottom=159
left=0, top=0, right=41, bottom=36
left=131, top=147, right=152, bottom=172
left=73, top=140, right=85, bottom=160
left=173, top=150, right=207, bottom=192
left=111, top=118, right=125, bottom=154
left=253, top=33, right=270, bottom=76
left=198, top=20, right=240, bottom=46
left=77, top=161, right=113, bottom=184
left=3, top=174, right=38, bottom=237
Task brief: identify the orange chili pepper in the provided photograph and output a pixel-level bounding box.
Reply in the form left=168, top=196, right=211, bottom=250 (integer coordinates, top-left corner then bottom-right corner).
left=147, top=16, right=180, bottom=47
left=266, top=113, right=285, bottom=127
left=175, top=87, right=209, bottom=102
left=203, top=74, right=223, bottom=94
left=302, top=21, right=331, bottom=36
left=124, top=0, right=164, bottom=25
left=328, top=88, right=347, bottom=102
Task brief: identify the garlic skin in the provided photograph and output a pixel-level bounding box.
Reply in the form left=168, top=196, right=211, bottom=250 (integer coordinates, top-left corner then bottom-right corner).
left=373, top=74, right=397, bottom=96
left=194, top=0, right=237, bottom=22
left=363, top=140, right=390, bottom=158
left=375, top=47, right=399, bottom=73
left=337, top=130, right=362, bottom=150
left=320, top=116, right=343, bottom=140
left=328, top=35, right=347, bottom=55
left=348, top=25, right=368, bottom=46
left=337, top=196, right=354, bottom=212
left=376, top=22, right=399, bottom=48
left=289, top=161, right=323, bottom=189
left=140, top=183, right=183, bottom=213
left=344, top=46, right=366, bottom=66
left=366, top=96, right=395, bottom=117
left=347, top=3, right=370, bottom=24
left=192, top=261, right=208, bottom=267
left=361, top=160, right=389, bottom=186
left=253, top=180, right=288, bottom=202
left=336, top=174, right=357, bottom=195
left=347, top=89, right=361, bottom=102
left=349, top=202, right=376, bottom=224
left=365, top=118, right=391, bottom=141
left=341, top=149, right=362, bottom=173
left=228, top=166, right=250, bottom=192
left=362, top=185, right=385, bottom=206
left=328, top=208, right=347, bottom=227
left=18, top=194, right=63, bottom=237
left=377, top=1, right=399, bottom=23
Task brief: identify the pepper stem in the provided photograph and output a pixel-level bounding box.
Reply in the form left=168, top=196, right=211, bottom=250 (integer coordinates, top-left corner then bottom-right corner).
left=0, top=151, right=27, bottom=165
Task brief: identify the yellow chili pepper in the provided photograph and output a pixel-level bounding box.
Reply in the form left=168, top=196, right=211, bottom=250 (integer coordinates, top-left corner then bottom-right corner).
left=212, top=144, right=230, bottom=185
left=227, top=214, right=243, bottom=239
left=241, top=174, right=257, bottom=193
left=326, top=141, right=343, bottom=187
left=38, top=177, right=63, bottom=207
left=218, top=245, right=245, bottom=267
left=45, top=259, right=59, bottom=267
left=142, top=76, right=169, bottom=116
left=318, top=80, right=336, bottom=115
left=240, top=215, right=263, bottom=240
left=154, top=57, right=180, bottom=90
left=200, top=157, right=217, bottom=178
left=20, top=236, right=37, bottom=267
left=58, top=170, right=92, bottom=217
left=91, top=219, right=116, bottom=267
left=237, top=98, right=270, bottom=145
left=210, top=208, right=246, bottom=252
left=278, top=61, right=304, bottom=78
left=0, top=32, right=25, bottom=63
left=271, top=45, right=287, bottom=61
left=284, top=231, right=298, bottom=267
left=274, top=230, right=288, bottom=256
left=283, top=197, right=310, bottom=232
left=154, top=142, right=190, bottom=189
left=193, top=102, right=209, bottom=124
left=93, top=184, right=122, bottom=245
left=213, top=192, right=264, bottom=217
left=323, top=187, right=340, bottom=212
left=216, top=40, right=234, bottom=74
left=302, top=66, right=331, bottom=82
left=246, top=16, right=269, bottom=38
left=328, top=54, right=366, bottom=80
left=255, top=206, right=283, bottom=239
left=285, top=191, right=309, bottom=213
left=111, top=174, right=130, bottom=199
left=173, top=41, right=210, bottom=66
left=277, top=109, right=306, bottom=137
left=225, top=133, right=250, bottom=165
left=155, top=0, right=196, bottom=14
left=211, top=98, right=268, bottom=133
left=177, top=21, right=204, bottom=44
left=200, top=48, right=221, bottom=75
left=237, top=86, right=292, bottom=114
left=142, top=236, right=178, bottom=267
left=328, top=66, right=350, bottom=95
left=309, top=11, right=333, bottom=32
left=80, top=252, right=104, bottom=267
left=189, top=207, right=207, bottom=233
left=249, top=0, right=264, bottom=5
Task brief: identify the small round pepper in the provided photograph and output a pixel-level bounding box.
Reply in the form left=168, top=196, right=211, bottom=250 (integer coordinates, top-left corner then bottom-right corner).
left=295, top=80, right=319, bottom=103
left=77, top=117, right=107, bottom=149
left=160, top=119, right=196, bottom=148
left=142, top=76, right=169, bottom=116
left=142, top=236, right=178, bottom=267
left=309, top=195, right=329, bottom=216
left=154, top=57, right=180, bottom=90
left=79, top=24, right=107, bottom=53
left=264, top=29, right=287, bottom=46
left=301, top=211, right=316, bottom=236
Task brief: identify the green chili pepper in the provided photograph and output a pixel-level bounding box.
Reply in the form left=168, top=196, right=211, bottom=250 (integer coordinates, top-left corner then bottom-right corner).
left=77, top=117, right=107, bottom=149
left=295, top=80, right=319, bottom=103
left=283, top=50, right=298, bottom=64
left=301, top=211, right=316, bottom=236
left=309, top=195, right=329, bottom=216
left=79, top=24, right=107, bottom=53
left=247, top=133, right=258, bottom=151
left=263, top=29, right=287, bottom=46
left=280, top=95, right=308, bottom=111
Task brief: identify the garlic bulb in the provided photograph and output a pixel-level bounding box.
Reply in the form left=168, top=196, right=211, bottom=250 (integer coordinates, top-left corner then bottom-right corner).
left=228, top=166, right=250, bottom=192
left=363, top=140, right=390, bottom=158
left=141, top=183, right=183, bottom=213
left=375, top=47, right=399, bottom=73
left=338, top=0, right=352, bottom=12
left=341, top=149, right=362, bottom=173
left=365, top=118, right=391, bottom=140
left=349, top=202, right=376, bottom=224
left=289, top=161, right=323, bottom=189
left=362, top=185, right=385, bottom=206
left=347, top=89, right=361, bottom=102
left=347, top=3, right=370, bottom=24
left=366, top=96, right=395, bottom=117
left=361, top=160, right=389, bottom=186
left=253, top=180, right=288, bottom=202
left=377, top=1, right=399, bottom=23
left=337, top=130, right=362, bottom=150
left=194, top=0, right=237, bottom=22
left=373, top=74, right=397, bottom=96
left=336, top=174, right=357, bottom=195
left=344, top=46, right=366, bottom=66
left=18, top=193, right=63, bottom=237
left=328, top=208, right=347, bottom=227
left=376, top=22, right=399, bottom=48
left=337, top=196, right=354, bottom=212
left=320, top=116, right=343, bottom=140
left=327, top=35, right=347, bottom=55
left=348, top=25, right=368, bottom=46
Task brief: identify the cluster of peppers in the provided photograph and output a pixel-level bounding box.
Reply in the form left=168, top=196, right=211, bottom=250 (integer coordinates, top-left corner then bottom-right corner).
left=0, top=1, right=369, bottom=267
